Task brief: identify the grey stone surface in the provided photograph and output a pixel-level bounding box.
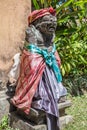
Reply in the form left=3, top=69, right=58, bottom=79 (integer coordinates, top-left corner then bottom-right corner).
left=17, top=108, right=46, bottom=125
left=8, top=112, right=47, bottom=130
left=0, top=90, right=10, bottom=121
left=0, top=90, right=73, bottom=130
left=59, top=115, right=73, bottom=129
left=58, top=100, right=72, bottom=110
left=9, top=112, right=73, bottom=130
left=59, top=100, right=72, bottom=117
left=17, top=100, right=72, bottom=124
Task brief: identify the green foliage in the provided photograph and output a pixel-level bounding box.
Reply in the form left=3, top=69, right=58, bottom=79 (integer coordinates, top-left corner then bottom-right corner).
left=32, top=0, right=87, bottom=95
left=54, top=0, right=87, bottom=76
left=0, top=116, right=19, bottom=130
left=0, top=116, right=8, bottom=129
left=32, top=0, right=50, bottom=8
left=56, top=33, right=87, bottom=76
left=63, top=74, right=87, bottom=96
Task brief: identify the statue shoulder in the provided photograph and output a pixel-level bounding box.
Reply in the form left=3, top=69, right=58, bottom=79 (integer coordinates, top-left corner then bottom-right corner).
left=25, top=25, right=43, bottom=45
left=25, top=25, right=37, bottom=44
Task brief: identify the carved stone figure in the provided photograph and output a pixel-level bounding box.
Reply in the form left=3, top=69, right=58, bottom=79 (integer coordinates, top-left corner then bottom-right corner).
left=9, top=7, right=67, bottom=130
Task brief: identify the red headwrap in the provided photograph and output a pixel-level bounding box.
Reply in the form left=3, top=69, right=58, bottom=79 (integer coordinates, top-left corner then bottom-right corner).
left=28, top=7, right=56, bottom=25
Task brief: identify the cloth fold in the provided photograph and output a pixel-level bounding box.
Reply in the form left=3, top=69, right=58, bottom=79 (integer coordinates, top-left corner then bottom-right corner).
left=25, top=44, right=62, bottom=82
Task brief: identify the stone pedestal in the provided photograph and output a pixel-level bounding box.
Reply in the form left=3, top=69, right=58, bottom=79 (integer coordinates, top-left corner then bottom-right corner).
left=8, top=100, right=73, bottom=130
left=9, top=111, right=73, bottom=130
left=0, top=88, right=73, bottom=129
left=16, top=100, right=72, bottom=125
left=9, top=112, right=47, bottom=130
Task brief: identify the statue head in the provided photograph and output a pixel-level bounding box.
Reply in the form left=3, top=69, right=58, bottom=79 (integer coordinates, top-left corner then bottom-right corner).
left=28, top=7, right=57, bottom=36
left=32, top=14, right=57, bottom=36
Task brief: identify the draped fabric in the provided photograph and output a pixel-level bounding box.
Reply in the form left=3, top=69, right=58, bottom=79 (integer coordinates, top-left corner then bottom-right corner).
left=32, top=65, right=67, bottom=130
left=25, top=44, right=62, bottom=82
left=11, top=44, right=62, bottom=114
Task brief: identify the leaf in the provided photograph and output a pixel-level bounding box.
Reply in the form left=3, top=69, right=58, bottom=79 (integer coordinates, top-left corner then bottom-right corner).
left=32, top=0, right=40, bottom=9
left=41, top=0, right=44, bottom=4
left=79, top=55, right=87, bottom=65
left=65, top=62, right=71, bottom=72
left=61, top=65, right=65, bottom=76
left=70, top=61, right=76, bottom=68
left=56, top=0, right=74, bottom=14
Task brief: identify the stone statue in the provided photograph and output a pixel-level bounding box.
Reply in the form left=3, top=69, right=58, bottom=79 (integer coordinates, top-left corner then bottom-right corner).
left=9, top=7, right=67, bottom=130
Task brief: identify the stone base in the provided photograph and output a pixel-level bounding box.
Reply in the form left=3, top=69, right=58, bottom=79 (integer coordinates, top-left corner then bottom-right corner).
left=16, top=100, right=72, bottom=124
left=0, top=90, right=73, bottom=129
left=59, top=115, right=73, bottom=129
left=8, top=112, right=73, bottom=130
left=8, top=112, right=47, bottom=130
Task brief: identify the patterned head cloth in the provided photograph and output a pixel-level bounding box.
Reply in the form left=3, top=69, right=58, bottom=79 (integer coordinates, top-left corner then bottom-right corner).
left=28, top=7, right=56, bottom=25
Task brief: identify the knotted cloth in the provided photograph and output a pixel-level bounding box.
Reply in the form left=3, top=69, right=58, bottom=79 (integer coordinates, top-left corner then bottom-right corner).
left=25, top=44, right=62, bottom=83
left=28, top=7, right=56, bottom=25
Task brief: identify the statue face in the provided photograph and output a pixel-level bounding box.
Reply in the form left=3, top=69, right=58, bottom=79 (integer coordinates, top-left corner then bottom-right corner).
left=35, top=14, right=57, bottom=35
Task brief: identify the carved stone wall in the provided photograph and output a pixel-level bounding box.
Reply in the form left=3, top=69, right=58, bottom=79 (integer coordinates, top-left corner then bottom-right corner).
left=0, top=0, right=31, bottom=82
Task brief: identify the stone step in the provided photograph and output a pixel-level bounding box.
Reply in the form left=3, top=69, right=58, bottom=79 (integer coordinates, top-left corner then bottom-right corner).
left=58, top=100, right=72, bottom=110
left=0, top=90, right=72, bottom=123
left=9, top=112, right=73, bottom=130
left=59, top=115, right=73, bottom=129
left=9, top=112, right=47, bottom=130
left=28, top=100, right=71, bottom=116
left=17, top=109, right=46, bottom=125
left=16, top=100, right=72, bottom=124
left=28, top=100, right=72, bottom=118
left=11, top=99, right=72, bottom=125
left=58, top=100, right=72, bottom=117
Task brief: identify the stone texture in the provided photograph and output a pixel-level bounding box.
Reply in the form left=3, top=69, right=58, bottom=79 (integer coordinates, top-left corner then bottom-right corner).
left=58, top=100, right=72, bottom=109
left=17, top=100, right=72, bottom=124
left=9, top=112, right=47, bottom=130
left=9, top=112, right=73, bottom=130
left=59, top=100, right=72, bottom=117
left=0, top=90, right=73, bottom=129
left=17, top=109, right=46, bottom=125
left=0, top=90, right=10, bottom=120
left=59, top=115, right=73, bottom=129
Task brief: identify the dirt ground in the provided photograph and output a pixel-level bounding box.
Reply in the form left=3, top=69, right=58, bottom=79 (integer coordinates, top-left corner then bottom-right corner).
left=0, top=0, right=31, bottom=80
